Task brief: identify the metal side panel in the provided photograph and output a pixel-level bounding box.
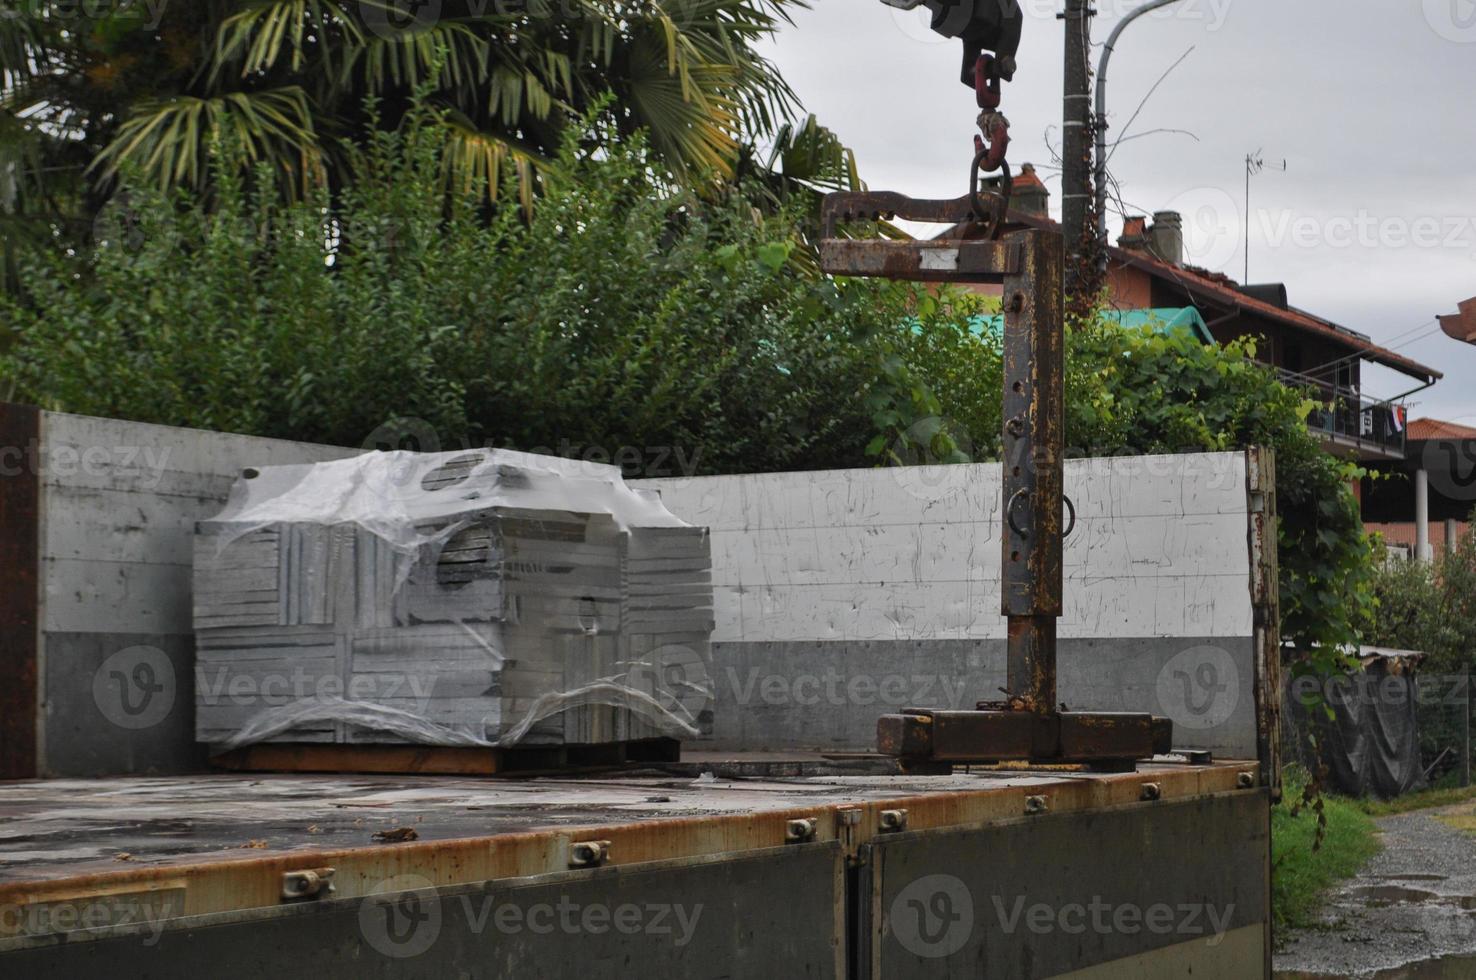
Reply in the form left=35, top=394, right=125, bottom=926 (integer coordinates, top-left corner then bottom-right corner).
left=4, top=843, right=846, bottom=979
left=864, top=791, right=1269, bottom=979
left=0, top=402, right=41, bottom=779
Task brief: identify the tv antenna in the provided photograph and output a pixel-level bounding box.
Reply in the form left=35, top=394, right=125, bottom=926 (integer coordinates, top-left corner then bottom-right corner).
left=1244, top=149, right=1286, bottom=282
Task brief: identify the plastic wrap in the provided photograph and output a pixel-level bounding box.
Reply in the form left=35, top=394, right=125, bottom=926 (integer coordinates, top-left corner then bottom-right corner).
left=193, top=449, right=715, bottom=751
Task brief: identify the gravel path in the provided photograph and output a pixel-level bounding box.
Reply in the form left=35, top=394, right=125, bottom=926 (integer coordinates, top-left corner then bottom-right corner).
left=1274, top=805, right=1476, bottom=978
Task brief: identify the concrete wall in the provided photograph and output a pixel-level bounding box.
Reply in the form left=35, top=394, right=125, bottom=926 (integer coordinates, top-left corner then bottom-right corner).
left=1, top=403, right=1271, bottom=775
left=1, top=406, right=355, bottom=777
left=636, top=450, right=1268, bottom=759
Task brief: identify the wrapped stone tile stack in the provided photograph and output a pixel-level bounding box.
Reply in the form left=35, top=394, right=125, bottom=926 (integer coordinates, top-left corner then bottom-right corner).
left=192, top=450, right=714, bottom=750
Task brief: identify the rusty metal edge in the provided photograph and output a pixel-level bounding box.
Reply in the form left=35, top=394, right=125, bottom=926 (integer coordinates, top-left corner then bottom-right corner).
left=0, top=403, right=40, bottom=780
left=818, top=239, right=1019, bottom=283
left=0, top=762, right=1258, bottom=932
left=1246, top=447, right=1282, bottom=801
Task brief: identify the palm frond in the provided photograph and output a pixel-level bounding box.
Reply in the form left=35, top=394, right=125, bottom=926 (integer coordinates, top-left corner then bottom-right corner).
left=93, top=87, right=325, bottom=194
left=767, top=115, right=861, bottom=192
left=623, top=35, right=738, bottom=180
left=215, top=1, right=362, bottom=79
left=437, top=110, right=545, bottom=212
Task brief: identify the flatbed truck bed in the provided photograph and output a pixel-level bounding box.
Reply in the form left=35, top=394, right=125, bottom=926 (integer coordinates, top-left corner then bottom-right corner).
left=0, top=754, right=1269, bottom=978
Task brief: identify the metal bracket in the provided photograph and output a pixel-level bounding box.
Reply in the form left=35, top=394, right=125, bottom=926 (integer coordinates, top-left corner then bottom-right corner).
left=281, top=867, right=336, bottom=901
left=569, top=840, right=611, bottom=868
left=879, top=809, right=909, bottom=833
left=785, top=818, right=819, bottom=844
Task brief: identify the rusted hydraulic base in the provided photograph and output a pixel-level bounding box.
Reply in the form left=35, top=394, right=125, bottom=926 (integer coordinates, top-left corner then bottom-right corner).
left=878, top=707, right=1174, bottom=774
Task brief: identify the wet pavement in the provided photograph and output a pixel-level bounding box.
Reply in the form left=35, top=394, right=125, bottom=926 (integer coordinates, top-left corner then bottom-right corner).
left=1275, top=804, right=1476, bottom=979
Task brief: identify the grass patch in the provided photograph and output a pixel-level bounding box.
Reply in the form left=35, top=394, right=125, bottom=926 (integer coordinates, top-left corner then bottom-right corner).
left=1358, top=782, right=1476, bottom=818
left=1436, top=808, right=1476, bottom=833
left=1272, top=768, right=1381, bottom=931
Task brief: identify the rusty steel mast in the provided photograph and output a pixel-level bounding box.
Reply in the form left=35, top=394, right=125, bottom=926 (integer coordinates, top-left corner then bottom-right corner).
left=823, top=1, right=1172, bottom=770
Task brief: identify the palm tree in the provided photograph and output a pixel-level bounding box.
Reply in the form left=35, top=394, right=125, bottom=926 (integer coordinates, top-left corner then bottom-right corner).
left=1, top=0, right=851, bottom=248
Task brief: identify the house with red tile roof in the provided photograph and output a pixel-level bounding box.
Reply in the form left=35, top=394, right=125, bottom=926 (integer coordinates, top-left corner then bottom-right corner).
left=944, top=165, right=1443, bottom=463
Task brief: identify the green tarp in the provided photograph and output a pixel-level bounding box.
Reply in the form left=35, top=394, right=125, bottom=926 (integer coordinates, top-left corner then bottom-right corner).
left=957, top=307, right=1216, bottom=344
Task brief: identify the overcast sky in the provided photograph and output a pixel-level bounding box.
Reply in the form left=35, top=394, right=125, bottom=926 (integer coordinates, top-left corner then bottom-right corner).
left=758, top=0, right=1476, bottom=423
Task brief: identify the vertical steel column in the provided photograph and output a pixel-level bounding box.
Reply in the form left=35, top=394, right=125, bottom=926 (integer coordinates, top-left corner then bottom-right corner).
left=1000, top=230, right=1065, bottom=712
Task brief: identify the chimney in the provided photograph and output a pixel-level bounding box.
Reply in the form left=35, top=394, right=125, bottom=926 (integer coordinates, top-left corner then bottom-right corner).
left=1148, top=210, right=1183, bottom=266
left=1237, top=283, right=1289, bottom=308
left=1011, top=163, right=1050, bottom=218
left=1118, top=215, right=1150, bottom=251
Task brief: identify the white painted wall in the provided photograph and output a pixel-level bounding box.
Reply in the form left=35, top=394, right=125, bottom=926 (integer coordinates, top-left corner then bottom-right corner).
left=636, top=452, right=1263, bottom=757
left=637, top=451, right=1253, bottom=644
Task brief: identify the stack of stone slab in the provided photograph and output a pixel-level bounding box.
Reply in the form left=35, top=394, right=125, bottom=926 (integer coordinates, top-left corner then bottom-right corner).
left=192, top=450, right=713, bottom=750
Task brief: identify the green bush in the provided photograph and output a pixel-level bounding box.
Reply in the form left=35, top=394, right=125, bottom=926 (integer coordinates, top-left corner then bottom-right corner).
left=1, top=107, right=1376, bottom=657
left=1367, top=519, right=1476, bottom=673
left=1068, top=322, right=1375, bottom=659
left=2, top=110, right=930, bottom=474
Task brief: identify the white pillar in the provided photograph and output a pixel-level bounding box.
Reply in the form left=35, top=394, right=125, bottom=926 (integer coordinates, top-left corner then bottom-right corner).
left=1416, top=468, right=1432, bottom=563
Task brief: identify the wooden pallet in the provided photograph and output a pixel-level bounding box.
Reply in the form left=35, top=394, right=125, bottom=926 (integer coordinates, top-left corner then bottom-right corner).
left=209, top=737, right=682, bottom=776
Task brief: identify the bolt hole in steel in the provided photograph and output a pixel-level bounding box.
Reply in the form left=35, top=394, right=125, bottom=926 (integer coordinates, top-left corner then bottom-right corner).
left=1024, top=795, right=1049, bottom=816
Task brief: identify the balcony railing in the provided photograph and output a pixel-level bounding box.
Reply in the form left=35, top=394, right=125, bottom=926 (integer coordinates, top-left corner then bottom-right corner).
left=1274, top=368, right=1408, bottom=459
